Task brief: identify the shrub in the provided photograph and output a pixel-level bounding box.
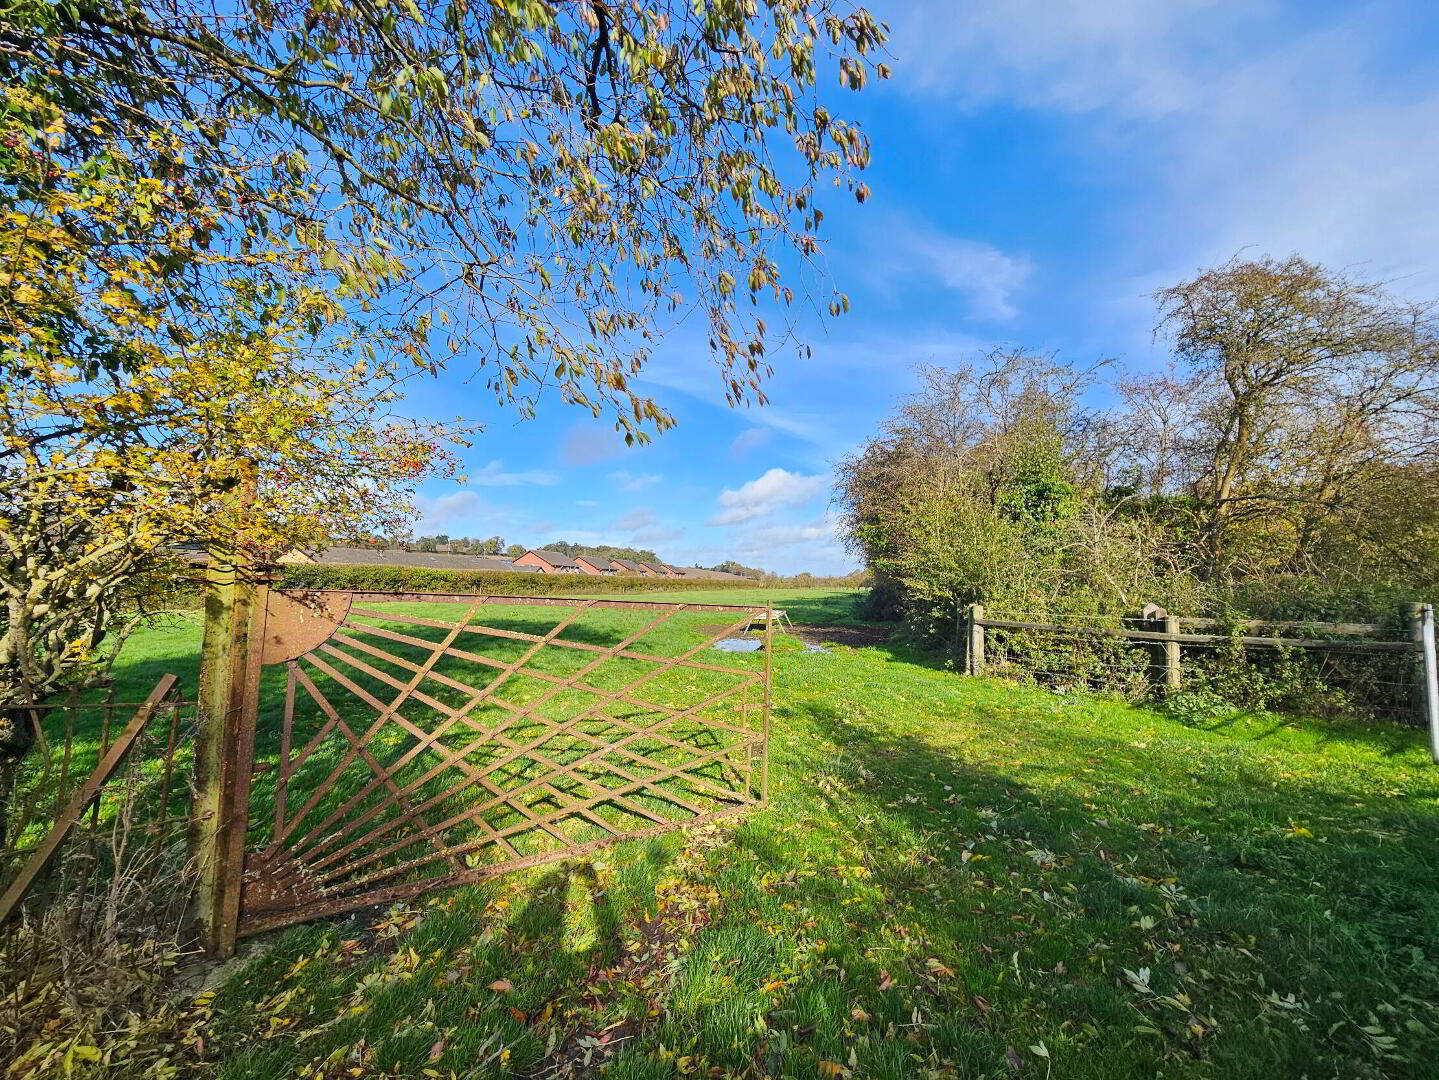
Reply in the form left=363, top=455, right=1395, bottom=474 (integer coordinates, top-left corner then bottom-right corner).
left=276, top=564, right=775, bottom=595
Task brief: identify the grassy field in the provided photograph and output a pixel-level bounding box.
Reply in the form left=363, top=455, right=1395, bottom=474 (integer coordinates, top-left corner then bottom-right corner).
left=99, top=588, right=1439, bottom=1076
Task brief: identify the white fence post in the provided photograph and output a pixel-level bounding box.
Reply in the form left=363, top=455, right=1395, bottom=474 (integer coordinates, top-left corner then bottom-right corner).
left=1421, top=604, right=1439, bottom=764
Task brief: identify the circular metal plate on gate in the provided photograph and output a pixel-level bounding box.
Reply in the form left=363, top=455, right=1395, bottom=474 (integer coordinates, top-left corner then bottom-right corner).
left=259, top=590, right=353, bottom=665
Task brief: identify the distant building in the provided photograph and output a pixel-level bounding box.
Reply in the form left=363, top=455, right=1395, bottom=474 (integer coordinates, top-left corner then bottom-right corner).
left=308, top=547, right=540, bottom=572
left=513, top=549, right=586, bottom=574
left=608, top=558, right=657, bottom=576
left=574, top=555, right=618, bottom=575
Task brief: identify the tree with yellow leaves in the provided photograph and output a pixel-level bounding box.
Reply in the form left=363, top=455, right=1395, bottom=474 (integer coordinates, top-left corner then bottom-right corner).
left=0, top=0, right=887, bottom=747
left=0, top=85, right=455, bottom=761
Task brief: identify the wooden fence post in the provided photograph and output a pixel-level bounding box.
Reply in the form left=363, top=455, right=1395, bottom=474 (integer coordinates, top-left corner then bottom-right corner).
left=1162, top=613, right=1182, bottom=691
left=1139, top=604, right=1181, bottom=691
left=966, top=604, right=985, bottom=676
left=192, top=558, right=266, bottom=957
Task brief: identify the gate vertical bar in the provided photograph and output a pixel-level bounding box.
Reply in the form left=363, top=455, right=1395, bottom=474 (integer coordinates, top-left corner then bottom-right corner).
left=193, top=558, right=267, bottom=957
left=763, top=603, right=773, bottom=805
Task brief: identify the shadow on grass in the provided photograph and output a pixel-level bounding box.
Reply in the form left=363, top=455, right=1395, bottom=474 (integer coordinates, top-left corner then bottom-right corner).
left=213, top=843, right=666, bottom=1080
left=775, top=700, right=1439, bottom=1078
left=1195, top=705, right=1424, bottom=758
left=207, top=686, right=1439, bottom=1079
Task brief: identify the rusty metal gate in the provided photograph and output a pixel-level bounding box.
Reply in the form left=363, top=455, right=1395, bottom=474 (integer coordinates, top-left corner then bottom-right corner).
left=203, top=589, right=771, bottom=945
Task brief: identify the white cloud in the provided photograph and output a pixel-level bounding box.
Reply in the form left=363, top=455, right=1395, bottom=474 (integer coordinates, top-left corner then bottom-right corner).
left=742, top=515, right=841, bottom=548
left=723, top=513, right=853, bottom=575
left=469, top=459, right=560, bottom=487
left=886, top=0, right=1238, bottom=115
left=413, top=491, right=515, bottom=535
left=608, top=470, right=663, bottom=491
left=707, top=468, right=828, bottom=526
left=882, top=0, right=1439, bottom=312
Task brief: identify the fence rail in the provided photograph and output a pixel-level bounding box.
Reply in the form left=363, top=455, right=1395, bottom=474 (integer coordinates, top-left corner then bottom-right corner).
left=958, top=602, right=1439, bottom=757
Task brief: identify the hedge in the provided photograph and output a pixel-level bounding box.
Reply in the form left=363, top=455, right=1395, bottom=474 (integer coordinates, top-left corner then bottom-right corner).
left=274, top=563, right=772, bottom=595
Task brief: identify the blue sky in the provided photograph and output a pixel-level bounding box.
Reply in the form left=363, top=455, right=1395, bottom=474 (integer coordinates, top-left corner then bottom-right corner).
left=398, top=0, right=1439, bottom=575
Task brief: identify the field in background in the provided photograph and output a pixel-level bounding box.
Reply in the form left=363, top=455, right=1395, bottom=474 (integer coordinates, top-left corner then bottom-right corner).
left=99, top=589, right=1439, bottom=1077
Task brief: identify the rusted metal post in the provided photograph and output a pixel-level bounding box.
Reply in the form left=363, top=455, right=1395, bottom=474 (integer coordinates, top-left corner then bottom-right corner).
left=192, top=558, right=267, bottom=957
left=966, top=604, right=985, bottom=676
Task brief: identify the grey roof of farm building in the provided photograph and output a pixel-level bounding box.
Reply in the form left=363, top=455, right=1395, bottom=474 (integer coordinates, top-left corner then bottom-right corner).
left=315, top=547, right=541, bottom=572
left=574, top=555, right=617, bottom=571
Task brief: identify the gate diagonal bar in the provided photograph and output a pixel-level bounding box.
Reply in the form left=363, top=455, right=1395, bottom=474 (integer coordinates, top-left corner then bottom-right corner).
left=232, top=590, right=772, bottom=936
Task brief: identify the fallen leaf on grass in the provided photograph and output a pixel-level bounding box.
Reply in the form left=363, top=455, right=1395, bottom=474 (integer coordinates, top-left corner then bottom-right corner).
left=488, top=979, right=513, bottom=992
left=818, top=1062, right=852, bottom=1078
left=428, top=1039, right=446, bottom=1062
left=878, top=970, right=894, bottom=991
left=1005, top=1046, right=1024, bottom=1071
left=851, top=1007, right=870, bottom=1021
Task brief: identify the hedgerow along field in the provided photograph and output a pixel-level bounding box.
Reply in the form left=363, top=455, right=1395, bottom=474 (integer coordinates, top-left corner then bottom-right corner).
left=107, top=587, right=1439, bottom=1078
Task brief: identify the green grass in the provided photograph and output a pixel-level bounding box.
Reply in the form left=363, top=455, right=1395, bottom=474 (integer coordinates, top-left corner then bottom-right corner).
left=117, top=589, right=1439, bottom=1077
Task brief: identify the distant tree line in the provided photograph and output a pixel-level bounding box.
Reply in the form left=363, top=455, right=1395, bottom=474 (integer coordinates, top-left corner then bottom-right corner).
left=402, top=535, right=512, bottom=555
left=705, top=560, right=768, bottom=580
left=369, top=538, right=864, bottom=582
left=540, top=541, right=663, bottom=565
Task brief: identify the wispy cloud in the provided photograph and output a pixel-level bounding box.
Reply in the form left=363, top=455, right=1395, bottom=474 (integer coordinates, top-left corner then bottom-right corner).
left=610, top=508, right=656, bottom=531
left=413, top=491, right=514, bottom=535
left=876, top=219, right=1033, bottom=320
left=728, top=428, right=771, bottom=459
left=887, top=0, right=1233, bottom=114
left=608, top=470, right=663, bottom=492
left=883, top=0, right=1439, bottom=314
left=469, top=459, right=560, bottom=487
left=707, top=468, right=828, bottom=526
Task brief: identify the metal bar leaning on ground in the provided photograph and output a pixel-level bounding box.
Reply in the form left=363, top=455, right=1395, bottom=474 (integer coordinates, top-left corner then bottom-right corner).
left=0, top=674, right=182, bottom=925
